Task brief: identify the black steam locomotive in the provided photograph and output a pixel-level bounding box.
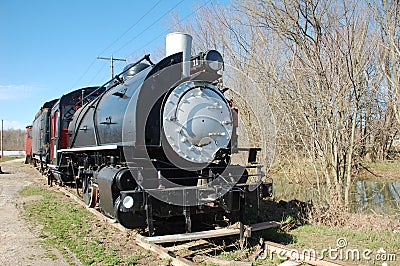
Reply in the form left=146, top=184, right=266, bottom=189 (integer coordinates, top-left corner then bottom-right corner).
left=27, top=33, right=272, bottom=235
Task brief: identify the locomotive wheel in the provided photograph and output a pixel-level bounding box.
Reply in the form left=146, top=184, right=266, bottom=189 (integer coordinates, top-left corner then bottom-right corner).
left=82, top=177, right=98, bottom=208
left=114, top=196, right=146, bottom=230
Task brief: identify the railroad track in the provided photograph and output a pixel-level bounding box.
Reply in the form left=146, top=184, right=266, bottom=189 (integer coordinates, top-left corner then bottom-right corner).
left=52, top=184, right=353, bottom=266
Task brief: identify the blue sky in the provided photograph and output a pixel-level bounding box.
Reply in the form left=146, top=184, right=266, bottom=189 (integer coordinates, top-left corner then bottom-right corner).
left=0, top=0, right=220, bottom=130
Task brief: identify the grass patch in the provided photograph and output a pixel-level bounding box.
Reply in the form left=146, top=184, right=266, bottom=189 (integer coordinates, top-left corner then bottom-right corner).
left=219, top=224, right=399, bottom=265
left=288, top=224, right=399, bottom=264
left=0, top=156, right=22, bottom=162
left=219, top=249, right=248, bottom=261
left=19, top=186, right=148, bottom=265
left=19, top=186, right=43, bottom=197
left=40, top=248, right=58, bottom=261
left=289, top=224, right=400, bottom=251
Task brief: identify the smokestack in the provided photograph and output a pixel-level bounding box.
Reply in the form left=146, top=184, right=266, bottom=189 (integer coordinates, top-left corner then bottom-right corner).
left=165, top=32, right=192, bottom=78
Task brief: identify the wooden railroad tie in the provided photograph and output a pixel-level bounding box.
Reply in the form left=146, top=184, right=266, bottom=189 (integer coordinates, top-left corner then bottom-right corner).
left=142, top=221, right=281, bottom=244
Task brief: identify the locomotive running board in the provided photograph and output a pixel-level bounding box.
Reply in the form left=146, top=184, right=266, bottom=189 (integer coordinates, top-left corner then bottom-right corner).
left=141, top=221, right=280, bottom=244
left=58, top=144, right=118, bottom=152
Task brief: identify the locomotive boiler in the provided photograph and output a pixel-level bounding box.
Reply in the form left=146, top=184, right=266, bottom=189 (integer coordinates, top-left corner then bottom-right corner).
left=49, top=33, right=272, bottom=235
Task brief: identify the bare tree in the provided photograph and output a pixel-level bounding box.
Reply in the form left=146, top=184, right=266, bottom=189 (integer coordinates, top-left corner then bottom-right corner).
left=171, top=0, right=398, bottom=208
left=368, top=0, right=400, bottom=126
left=3, top=129, right=25, bottom=150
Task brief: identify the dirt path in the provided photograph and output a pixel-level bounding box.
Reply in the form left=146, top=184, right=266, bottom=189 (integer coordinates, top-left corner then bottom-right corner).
left=0, top=159, right=69, bottom=266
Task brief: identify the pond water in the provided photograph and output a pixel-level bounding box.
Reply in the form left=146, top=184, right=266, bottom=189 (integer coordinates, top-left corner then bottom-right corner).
left=273, top=179, right=400, bottom=218
left=352, top=180, right=400, bottom=217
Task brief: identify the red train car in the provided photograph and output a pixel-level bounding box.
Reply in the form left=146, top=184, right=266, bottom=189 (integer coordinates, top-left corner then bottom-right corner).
left=24, top=125, right=33, bottom=164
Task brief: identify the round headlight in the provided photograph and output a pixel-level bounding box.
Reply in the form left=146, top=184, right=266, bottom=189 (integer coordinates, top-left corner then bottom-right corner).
left=122, top=196, right=134, bottom=209
left=205, top=50, right=223, bottom=71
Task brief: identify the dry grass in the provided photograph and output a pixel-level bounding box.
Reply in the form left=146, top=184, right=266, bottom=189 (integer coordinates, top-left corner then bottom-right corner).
left=307, top=202, right=400, bottom=232
left=357, top=161, right=400, bottom=180
left=307, top=203, right=351, bottom=227
left=344, top=213, right=400, bottom=232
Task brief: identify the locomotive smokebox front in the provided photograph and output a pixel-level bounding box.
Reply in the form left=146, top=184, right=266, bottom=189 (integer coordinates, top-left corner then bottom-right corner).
left=162, top=81, right=233, bottom=168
